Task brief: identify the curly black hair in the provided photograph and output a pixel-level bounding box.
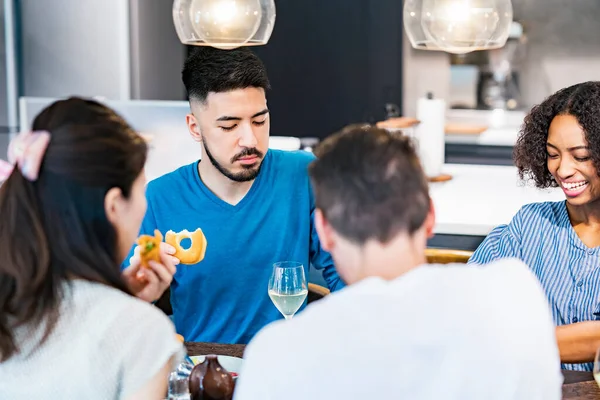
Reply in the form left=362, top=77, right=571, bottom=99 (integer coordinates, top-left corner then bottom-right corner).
left=514, top=81, right=600, bottom=188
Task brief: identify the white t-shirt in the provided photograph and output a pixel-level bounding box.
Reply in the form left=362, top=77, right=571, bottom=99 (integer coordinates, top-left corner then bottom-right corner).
left=234, top=259, right=563, bottom=400
left=0, top=280, right=183, bottom=399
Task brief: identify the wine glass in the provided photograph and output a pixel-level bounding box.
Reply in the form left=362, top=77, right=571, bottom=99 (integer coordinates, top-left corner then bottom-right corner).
left=268, top=261, right=308, bottom=320
left=594, top=347, right=600, bottom=388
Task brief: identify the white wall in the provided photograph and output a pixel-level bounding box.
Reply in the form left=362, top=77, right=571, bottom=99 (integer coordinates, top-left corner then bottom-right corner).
left=402, top=32, right=450, bottom=117
left=20, top=0, right=131, bottom=99
left=513, top=0, right=600, bottom=106
left=19, top=0, right=186, bottom=101
left=129, top=0, right=186, bottom=100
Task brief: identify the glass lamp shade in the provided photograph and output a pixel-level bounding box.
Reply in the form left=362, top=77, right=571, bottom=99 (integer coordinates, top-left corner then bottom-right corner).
left=404, top=0, right=513, bottom=54
left=173, top=0, right=276, bottom=49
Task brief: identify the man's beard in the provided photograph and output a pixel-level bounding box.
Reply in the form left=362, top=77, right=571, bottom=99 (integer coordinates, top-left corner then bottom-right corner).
left=202, top=139, right=264, bottom=183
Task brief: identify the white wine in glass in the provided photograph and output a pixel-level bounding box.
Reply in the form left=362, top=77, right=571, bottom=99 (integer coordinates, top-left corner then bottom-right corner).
left=268, top=261, right=308, bottom=320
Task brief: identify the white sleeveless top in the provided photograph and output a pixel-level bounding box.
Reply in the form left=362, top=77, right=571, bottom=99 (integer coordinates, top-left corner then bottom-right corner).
left=0, top=280, right=183, bottom=399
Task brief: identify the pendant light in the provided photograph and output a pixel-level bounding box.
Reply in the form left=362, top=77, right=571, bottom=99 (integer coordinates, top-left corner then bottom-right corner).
left=404, top=0, right=513, bottom=54
left=173, top=0, right=276, bottom=49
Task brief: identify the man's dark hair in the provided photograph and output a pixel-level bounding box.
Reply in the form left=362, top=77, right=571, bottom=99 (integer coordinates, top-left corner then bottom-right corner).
left=309, top=125, right=430, bottom=245
left=514, top=81, right=600, bottom=188
left=182, top=46, right=270, bottom=103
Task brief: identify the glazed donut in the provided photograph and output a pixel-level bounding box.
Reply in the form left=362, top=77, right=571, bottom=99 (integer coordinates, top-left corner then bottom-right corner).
left=165, top=228, right=207, bottom=265
left=136, top=229, right=163, bottom=269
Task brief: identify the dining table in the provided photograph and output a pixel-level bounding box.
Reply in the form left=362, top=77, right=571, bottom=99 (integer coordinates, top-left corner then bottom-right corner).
left=185, top=342, right=600, bottom=399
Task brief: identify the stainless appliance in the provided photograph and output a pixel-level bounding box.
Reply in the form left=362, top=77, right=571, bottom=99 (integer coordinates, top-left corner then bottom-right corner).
left=450, top=21, right=527, bottom=111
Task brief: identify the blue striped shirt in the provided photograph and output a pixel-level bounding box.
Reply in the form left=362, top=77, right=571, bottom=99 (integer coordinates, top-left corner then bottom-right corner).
left=469, top=201, right=600, bottom=371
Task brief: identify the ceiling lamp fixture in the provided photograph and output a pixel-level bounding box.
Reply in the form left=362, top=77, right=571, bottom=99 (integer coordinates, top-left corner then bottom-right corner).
left=404, top=0, right=513, bottom=54
left=173, top=0, right=276, bottom=49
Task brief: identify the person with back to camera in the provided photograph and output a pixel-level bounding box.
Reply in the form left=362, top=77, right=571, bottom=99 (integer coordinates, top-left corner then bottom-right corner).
left=0, top=97, right=182, bottom=399
left=235, top=125, right=563, bottom=400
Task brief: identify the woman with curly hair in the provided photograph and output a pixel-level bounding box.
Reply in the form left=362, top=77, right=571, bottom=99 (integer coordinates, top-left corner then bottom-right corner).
left=470, top=81, right=600, bottom=372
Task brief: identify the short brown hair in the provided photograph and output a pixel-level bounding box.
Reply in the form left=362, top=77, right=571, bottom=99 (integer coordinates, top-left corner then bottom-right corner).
left=309, top=126, right=430, bottom=244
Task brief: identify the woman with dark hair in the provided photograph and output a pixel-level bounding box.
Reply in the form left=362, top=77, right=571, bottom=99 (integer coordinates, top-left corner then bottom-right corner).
left=0, top=97, right=181, bottom=399
left=470, top=81, right=600, bottom=372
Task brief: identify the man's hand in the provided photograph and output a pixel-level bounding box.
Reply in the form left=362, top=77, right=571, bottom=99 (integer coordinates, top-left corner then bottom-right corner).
left=122, top=242, right=179, bottom=303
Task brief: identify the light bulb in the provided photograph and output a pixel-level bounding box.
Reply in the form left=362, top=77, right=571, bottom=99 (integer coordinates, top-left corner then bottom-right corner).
left=404, top=0, right=512, bottom=54
left=189, top=0, right=262, bottom=49
left=173, top=0, right=276, bottom=48
left=421, top=0, right=500, bottom=54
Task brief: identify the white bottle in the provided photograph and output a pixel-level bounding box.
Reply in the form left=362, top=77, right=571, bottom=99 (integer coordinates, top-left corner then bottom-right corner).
left=414, top=92, right=446, bottom=178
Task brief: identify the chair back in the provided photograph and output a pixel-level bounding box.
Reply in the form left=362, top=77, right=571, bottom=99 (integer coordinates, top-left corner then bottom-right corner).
left=307, top=282, right=331, bottom=304
left=425, top=248, right=473, bottom=264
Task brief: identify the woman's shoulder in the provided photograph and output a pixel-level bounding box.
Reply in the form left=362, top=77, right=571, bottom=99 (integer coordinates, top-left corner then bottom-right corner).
left=514, top=200, right=565, bottom=226
left=0, top=279, right=180, bottom=399
left=480, top=200, right=563, bottom=245
left=66, top=280, right=174, bottom=335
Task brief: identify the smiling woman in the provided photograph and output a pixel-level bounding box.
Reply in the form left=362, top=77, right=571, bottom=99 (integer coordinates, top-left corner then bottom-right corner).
left=469, top=81, right=600, bottom=373
left=545, top=114, right=596, bottom=201
left=514, top=81, right=600, bottom=194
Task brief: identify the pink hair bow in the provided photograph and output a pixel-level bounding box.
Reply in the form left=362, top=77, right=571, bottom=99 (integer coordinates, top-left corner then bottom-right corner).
left=0, top=131, right=51, bottom=182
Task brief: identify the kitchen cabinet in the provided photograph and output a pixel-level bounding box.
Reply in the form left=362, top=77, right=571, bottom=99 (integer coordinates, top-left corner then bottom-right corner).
left=252, top=0, right=405, bottom=139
